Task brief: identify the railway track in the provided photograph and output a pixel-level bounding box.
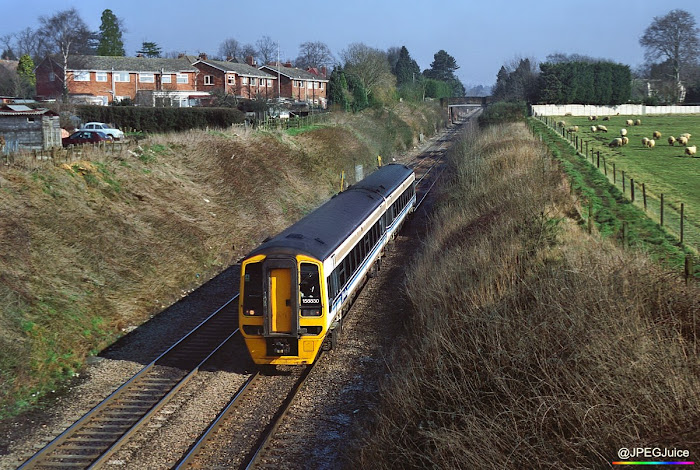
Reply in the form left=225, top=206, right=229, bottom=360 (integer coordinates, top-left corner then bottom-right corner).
left=18, top=296, right=240, bottom=470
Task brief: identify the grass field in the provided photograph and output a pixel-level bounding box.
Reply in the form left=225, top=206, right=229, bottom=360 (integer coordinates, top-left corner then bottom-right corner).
left=547, top=115, right=700, bottom=252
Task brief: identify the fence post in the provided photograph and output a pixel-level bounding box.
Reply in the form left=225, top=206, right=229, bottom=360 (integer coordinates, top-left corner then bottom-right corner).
left=680, top=203, right=685, bottom=244
left=660, top=193, right=664, bottom=226
left=622, top=171, right=626, bottom=193
left=686, top=255, right=694, bottom=284
left=630, top=179, right=635, bottom=202
left=596, top=151, right=600, bottom=168
left=642, top=183, right=647, bottom=211
left=603, top=157, right=607, bottom=176
left=613, top=163, right=616, bottom=184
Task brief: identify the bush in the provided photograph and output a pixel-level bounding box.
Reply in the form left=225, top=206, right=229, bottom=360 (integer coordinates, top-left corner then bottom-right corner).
left=76, top=105, right=245, bottom=133
left=477, top=101, right=527, bottom=127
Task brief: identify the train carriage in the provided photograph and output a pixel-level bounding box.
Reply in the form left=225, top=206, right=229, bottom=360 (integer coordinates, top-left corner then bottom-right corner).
left=239, top=164, right=416, bottom=365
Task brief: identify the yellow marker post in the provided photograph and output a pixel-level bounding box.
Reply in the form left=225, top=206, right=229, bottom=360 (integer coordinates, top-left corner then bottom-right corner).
left=377, top=155, right=382, bottom=167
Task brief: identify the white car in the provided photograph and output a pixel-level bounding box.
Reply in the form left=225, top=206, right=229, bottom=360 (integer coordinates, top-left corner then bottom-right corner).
left=81, top=122, right=125, bottom=140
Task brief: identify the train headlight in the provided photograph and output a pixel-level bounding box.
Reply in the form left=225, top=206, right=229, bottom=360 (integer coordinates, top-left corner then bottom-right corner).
left=301, top=308, right=321, bottom=317
left=245, top=309, right=258, bottom=316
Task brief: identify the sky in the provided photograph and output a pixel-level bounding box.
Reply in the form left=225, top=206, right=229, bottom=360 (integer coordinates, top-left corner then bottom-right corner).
left=1, top=0, right=699, bottom=89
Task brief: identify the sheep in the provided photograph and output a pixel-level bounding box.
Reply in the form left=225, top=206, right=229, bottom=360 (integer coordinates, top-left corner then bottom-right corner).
left=678, top=136, right=688, bottom=146
left=652, top=130, right=662, bottom=139
left=620, top=128, right=627, bottom=137
left=668, top=136, right=676, bottom=146
left=596, top=125, right=608, bottom=132
left=609, top=138, right=623, bottom=147
left=646, top=139, right=656, bottom=149
left=680, top=133, right=691, bottom=141
left=635, top=119, right=642, bottom=125
left=567, top=125, right=579, bottom=133
left=591, top=126, right=598, bottom=132
left=557, top=120, right=566, bottom=128
left=622, top=136, right=629, bottom=145
left=626, top=119, right=634, bottom=126
left=642, top=137, right=650, bottom=146
left=602, top=116, right=610, bottom=121
left=685, top=145, right=697, bottom=156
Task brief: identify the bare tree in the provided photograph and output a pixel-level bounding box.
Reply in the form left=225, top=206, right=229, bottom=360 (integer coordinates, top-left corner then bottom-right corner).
left=255, top=35, right=278, bottom=65
left=341, top=42, right=395, bottom=101
left=39, top=8, right=96, bottom=100
left=294, top=41, right=334, bottom=69
left=219, top=38, right=242, bottom=61
left=640, top=9, right=700, bottom=102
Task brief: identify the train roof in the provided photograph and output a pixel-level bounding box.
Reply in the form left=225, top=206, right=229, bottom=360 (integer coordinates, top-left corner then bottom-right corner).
left=245, top=164, right=414, bottom=261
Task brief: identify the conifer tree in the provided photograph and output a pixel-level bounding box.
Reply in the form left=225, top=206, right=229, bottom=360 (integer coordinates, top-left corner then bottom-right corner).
left=96, top=9, right=125, bottom=56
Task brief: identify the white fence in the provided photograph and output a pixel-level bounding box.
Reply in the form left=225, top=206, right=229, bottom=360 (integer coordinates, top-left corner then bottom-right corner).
left=532, top=104, right=700, bottom=117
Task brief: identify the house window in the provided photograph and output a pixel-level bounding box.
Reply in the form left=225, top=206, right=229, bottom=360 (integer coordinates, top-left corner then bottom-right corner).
left=161, top=74, right=172, bottom=83
left=96, top=72, right=107, bottom=82
left=307, top=81, right=313, bottom=89
left=227, top=75, right=235, bottom=85
left=204, top=75, right=214, bottom=85
left=114, top=72, right=130, bottom=82
left=176, top=74, right=188, bottom=84
left=139, top=73, right=155, bottom=83
left=267, top=79, right=272, bottom=87
left=320, top=82, right=324, bottom=90
left=74, top=71, right=90, bottom=81
left=241, top=76, right=248, bottom=85
left=49, top=72, right=55, bottom=82
left=250, top=78, right=257, bottom=86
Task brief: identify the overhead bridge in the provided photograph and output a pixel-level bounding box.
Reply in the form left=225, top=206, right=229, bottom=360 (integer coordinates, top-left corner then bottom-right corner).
left=441, top=96, right=491, bottom=122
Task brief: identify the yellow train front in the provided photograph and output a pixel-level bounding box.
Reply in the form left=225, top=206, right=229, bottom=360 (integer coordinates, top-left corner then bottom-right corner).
left=239, top=164, right=416, bottom=365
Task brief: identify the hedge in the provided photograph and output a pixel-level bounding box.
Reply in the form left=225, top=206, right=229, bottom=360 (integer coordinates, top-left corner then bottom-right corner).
left=76, top=106, right=245, bottom=133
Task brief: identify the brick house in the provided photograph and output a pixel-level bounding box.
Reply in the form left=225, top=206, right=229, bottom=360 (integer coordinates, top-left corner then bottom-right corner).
left=258, top=62, right=328, bottom=106
left=192, top=56, right=278, bottom=100
left=0, top=104, right=61, bottom=153
left=35, top=55, right=205, bottom=106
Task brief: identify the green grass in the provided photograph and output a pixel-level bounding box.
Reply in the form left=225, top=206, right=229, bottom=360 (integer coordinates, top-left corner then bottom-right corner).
left=543, top=115, right=700, bottom=253
left=530, top=118, right=696, bottom=276
left=285, top=124, right=324, bottom=136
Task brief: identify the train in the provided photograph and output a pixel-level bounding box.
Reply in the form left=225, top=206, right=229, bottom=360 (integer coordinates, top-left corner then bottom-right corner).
left=239, top=163, right=416, bottom=365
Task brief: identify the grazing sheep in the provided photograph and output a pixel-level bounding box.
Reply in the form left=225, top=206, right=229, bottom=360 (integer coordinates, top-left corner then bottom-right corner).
left=646, top=139, right=656, bottom=149
left=557, top=120, right=566, bottom=128
left=591, top=125, right=598, bottom=132
left=622, top=136, right=629, bottom=145
left=602, top=116, right=610, bottom=121
left=626, top=119, right=634, bottom=126
left=620, top=128, right=627, bottom=137
left=680, top=133, right=691, bottom=140
left=642, top=137, right=650, bottom=146
left=588, top=116, right=598, bottom=121
left=635, top=119, right=642, bottom=125
left=596, top=125, right=608, bottom=132
left=567, top=125, right=579, bottom=133
left=668, top=136, right=676, bottom=145
left=653, top=130, right=662, bottom=139
left=678, top=136, right=688, bottom=146
left=609, top=138, right=623, bottom=147
left=685, top=145, right=697, bottom=156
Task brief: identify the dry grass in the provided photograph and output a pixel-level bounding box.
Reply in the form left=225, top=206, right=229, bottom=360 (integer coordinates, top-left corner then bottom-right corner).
left=0, top=102, right=446, bottom=416
left=348, top=123, right=700, bottom=468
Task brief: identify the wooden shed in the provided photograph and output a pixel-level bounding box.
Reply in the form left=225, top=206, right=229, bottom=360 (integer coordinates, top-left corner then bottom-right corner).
left=0, top=105, right=61, bottom=153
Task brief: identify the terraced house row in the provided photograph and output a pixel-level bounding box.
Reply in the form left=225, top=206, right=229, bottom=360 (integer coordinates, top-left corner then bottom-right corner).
left=35, top=54, right=329, bottom=107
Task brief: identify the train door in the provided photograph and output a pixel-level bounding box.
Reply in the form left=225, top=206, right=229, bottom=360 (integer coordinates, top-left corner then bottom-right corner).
left=269, top=267, right=292, bottom=333
left=263, top=257, right=299, bottom=356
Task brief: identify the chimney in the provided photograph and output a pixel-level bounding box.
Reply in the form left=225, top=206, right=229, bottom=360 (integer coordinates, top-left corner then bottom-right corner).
left=284, top=61, right=292, bottom=68
left=321, top=66, right=327, bottom=78
left=199, top=52, right=207, bottom=61
left=246, top=55, right=256, bottom=66
left=178, top=53, right=185, bottom=59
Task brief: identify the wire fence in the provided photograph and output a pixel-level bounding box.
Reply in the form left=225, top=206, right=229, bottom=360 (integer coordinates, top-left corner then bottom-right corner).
left=533, top=115, right=699, bottom=257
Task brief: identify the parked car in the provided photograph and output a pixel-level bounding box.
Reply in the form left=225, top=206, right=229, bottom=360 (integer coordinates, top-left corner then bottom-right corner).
left=62, top=130, right=112, bottom=147
left=80, top=122, right=125, bottom=140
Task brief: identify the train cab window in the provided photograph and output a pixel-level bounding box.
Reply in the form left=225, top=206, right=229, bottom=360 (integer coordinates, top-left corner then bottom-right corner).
left=300, top=263, right=322, bottom=316
left=243, top=262, right=263, bottom=316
